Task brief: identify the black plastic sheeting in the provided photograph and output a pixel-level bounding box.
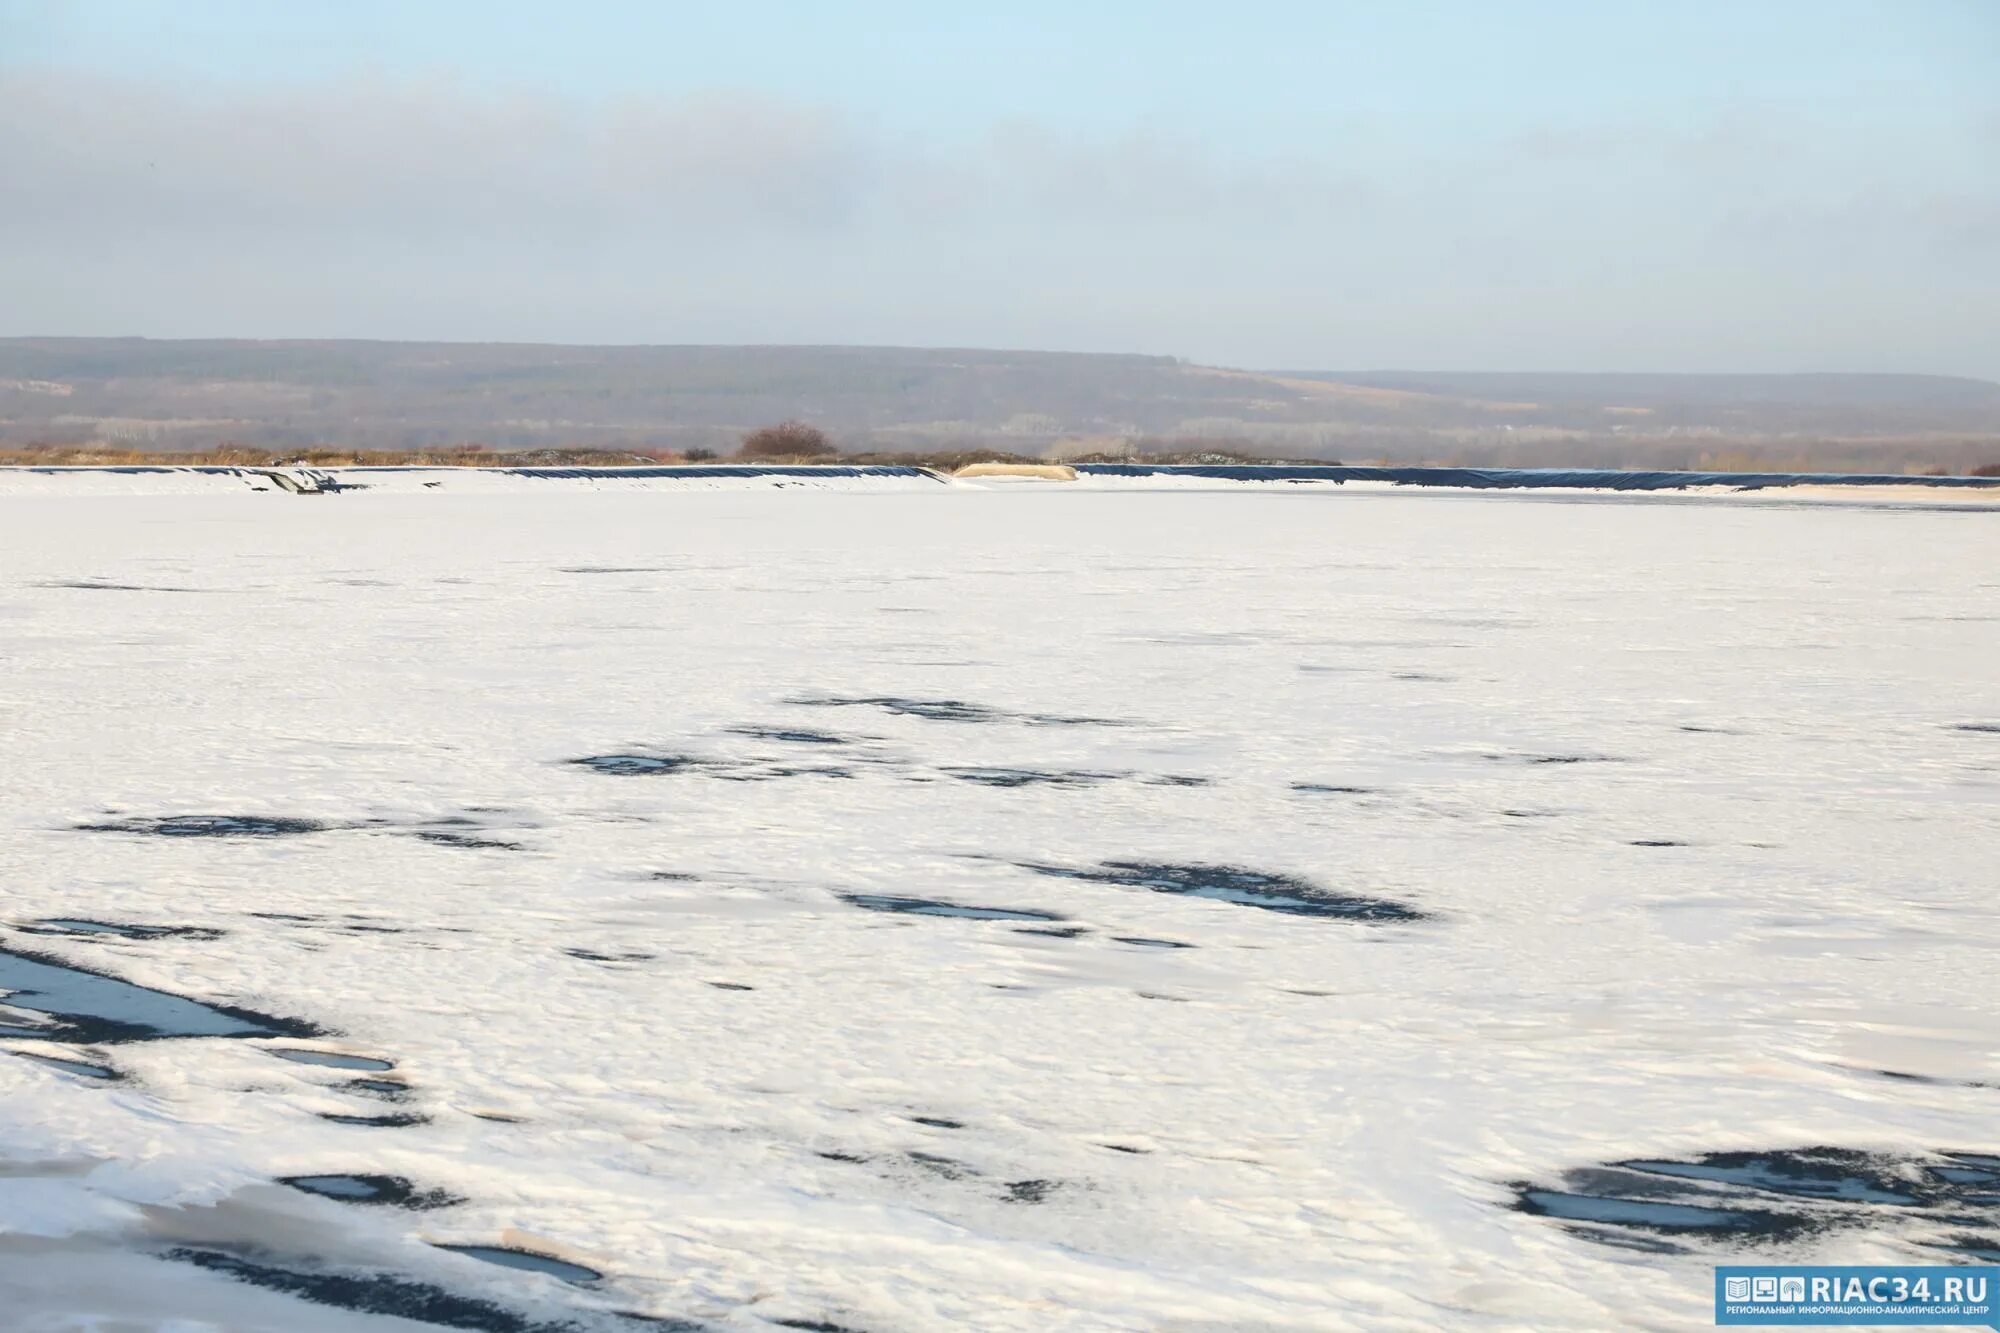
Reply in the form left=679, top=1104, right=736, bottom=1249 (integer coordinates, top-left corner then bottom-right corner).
left=21, top=464, right=943, bottom=481
left=19, top=463, right=1999, bottom=491
left=1073, top=464, right=2000, bottom=491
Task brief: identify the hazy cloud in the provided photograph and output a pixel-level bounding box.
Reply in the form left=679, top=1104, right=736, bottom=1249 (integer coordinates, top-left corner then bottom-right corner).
left=1, top=67, right=1994, bottom=373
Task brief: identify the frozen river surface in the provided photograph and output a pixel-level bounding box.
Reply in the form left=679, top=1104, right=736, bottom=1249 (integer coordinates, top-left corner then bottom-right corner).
left=0, top=485, right=1996, bottom=1331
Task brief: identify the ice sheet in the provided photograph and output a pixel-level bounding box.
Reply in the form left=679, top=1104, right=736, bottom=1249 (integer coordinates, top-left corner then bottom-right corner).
left=0, top=486, right=1995, bottom=1330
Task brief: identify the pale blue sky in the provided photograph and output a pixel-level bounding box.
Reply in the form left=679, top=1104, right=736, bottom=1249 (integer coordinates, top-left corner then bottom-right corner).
left=3, top=0, right=1995, bottom=373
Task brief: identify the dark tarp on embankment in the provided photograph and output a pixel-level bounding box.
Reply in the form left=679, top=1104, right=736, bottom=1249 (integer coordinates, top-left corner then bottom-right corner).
left=475, top=465, right=945, bottom=481
left=1071, top=464, right=2000, bottom=491
left=19, top=464, right=944, bottom=481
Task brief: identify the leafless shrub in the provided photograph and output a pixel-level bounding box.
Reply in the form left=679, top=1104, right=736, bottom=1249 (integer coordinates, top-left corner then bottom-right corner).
left=739, top=421, right=832, bottom=459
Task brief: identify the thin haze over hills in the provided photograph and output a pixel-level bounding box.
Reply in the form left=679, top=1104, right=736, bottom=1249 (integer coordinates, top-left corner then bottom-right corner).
left=3, top=338, right=1997, bottom=470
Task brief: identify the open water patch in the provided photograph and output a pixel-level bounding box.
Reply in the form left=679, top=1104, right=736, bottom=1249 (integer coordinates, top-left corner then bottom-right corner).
left=0, top=944, right=316, bottom=1043
left=570, top=754, right=708, bottom=777
left=840, top=894, right=1063, bottom=923
left=431, top=1245, right=602, bottom=1286
left=1512, top=1147, right=2000, bottom=1255
left=267, top=1047, right=394, bottom=1072
left=1012, top=860, right=1427, bottom=922
left=281, top=1174, right=463, bottom=1208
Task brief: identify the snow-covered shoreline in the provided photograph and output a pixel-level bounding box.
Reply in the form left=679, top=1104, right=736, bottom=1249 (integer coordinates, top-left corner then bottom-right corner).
left=2, top=462, right=1997, bottom=505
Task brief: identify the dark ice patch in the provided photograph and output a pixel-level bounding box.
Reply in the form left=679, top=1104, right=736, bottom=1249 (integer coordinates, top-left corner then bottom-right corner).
left=415, top=830, right=527, bottom=851
left=570, top=753, right=851, bottom=783
left=1629, top=839, right=1689, bottom=848
left=318, top=1112, right=429, bottom=1128
left=1951, top=723, right=2000, bottom=734
left=345, top=1078, right=411, bottom=1099
left=74, top=815, right=329, bottom=838
left=1945, top=1235, right=2000, bottom=1262
left=790, top=694, right=1131, bottom=728
left=1013, top=860, right=1427, bottom=922
left=1001, top=1179, right=1057, bottom=1204
left=564, top=948, right=656, bottom=965
left=16, top=919, right=225, bottom=941
left=906, top=1152, right=977, bottom=1181
left=15, top=1050, right=121, bottom=1081
left=1511, top=1147, right=2000, bottom=1251
left=910, top=1116, right=963, bottom=1130
left=1620, top=1151, right=1925, bottom=1206
left=1291, top=783, right=1379, bottom=795
left=0, top=944, right=315, bottom=1043
left=168, top=1249, right=574, bottom=1333
left=707, top=981, right=754, bottom=991
left=38, top=579, right=202, bottom=593
left=1012, top=925, right=1088, bottom=939
left=559, top=566, right=674, bottom=575
left=431, top=1244, right=601, bottom=1286
left=1481, top=752, right=1627, bottom=766
left=1111, top=936, right=1194, bottom=949
left=726, top=726, right=849, bottom=745
left=939, top=767, right=1127, bottom=789
left=280, top=1174, right=463, bottom=1209
left=840, top=894, right=1063, bottom=923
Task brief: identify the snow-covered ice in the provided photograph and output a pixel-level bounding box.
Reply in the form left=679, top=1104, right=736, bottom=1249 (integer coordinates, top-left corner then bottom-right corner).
left=0, top=481, right=1996, bottom=1330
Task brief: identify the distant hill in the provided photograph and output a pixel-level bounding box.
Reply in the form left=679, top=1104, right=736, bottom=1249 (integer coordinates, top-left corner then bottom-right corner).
left=1285, top=371, right=2000, bottom=434
left=3, top=339, right=1995, bottom=470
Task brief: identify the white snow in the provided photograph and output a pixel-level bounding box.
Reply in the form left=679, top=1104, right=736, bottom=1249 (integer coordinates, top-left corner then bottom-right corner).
left=0, top=485, right=1995, bottom=1330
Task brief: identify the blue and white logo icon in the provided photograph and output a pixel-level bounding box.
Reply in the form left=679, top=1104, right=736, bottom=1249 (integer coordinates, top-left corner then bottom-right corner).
left=1716, top=1265, right=1999, bottom=1327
